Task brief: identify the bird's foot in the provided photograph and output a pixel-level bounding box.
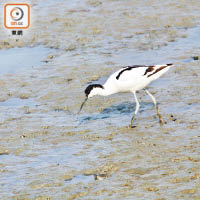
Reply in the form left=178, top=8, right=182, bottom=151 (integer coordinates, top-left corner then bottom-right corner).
left=159, top=119, right=164, bottom=126
left=129, top=114, right=136, bottom=129
left=158, top=114, right=164, bottom=126
left=156, top=109, right=164, bottom=126
left=128, top=124, right=133, bottom=129
left=128, top=125, right=137, bottom=129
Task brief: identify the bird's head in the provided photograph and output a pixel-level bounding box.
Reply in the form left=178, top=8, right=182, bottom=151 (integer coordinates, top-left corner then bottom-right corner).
left=85, top=84, right=104, bottom=98
left=78, top=84, right=104, bottom=113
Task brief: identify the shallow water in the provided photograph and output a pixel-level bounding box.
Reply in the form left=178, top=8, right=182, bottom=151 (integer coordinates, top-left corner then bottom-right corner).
left=0, top=46, right=54, bottom=75
left=112, top=26, right=200, bottom=65
left=65, top=174, right=95, bottom=185
left=0, top=98, right=35, bottom=107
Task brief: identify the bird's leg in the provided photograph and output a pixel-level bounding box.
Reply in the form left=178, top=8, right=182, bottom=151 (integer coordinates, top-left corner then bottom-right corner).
left=129, top=91, right=140, bottom=128
left=145, top=89, right=164, bottom=125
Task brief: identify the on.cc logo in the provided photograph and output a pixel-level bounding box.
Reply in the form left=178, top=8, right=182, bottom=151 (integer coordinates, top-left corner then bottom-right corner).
left=4, top=3, right=30, bottom=29
left=10, top=7, right=24, bottom=21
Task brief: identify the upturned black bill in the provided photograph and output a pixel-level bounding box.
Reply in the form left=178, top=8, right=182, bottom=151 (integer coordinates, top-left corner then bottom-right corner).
left=78, top=97, right=88, bottom=113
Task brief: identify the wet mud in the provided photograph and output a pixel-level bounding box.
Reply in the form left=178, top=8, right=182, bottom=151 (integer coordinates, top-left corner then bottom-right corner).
left=0, top=0, right=200, bottom=199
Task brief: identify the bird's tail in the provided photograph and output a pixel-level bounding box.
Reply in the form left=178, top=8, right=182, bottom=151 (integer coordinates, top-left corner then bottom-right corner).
left=146, top=63, right=174, bottom=79
left=166, top=63, right=174, bottom=67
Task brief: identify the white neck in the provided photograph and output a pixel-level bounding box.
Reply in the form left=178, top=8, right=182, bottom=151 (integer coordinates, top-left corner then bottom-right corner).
left=102, top=82, right=117, bottom=96
left=89, top=84, right=116, bottom=98
left=97, top=87, right=114, bottom=96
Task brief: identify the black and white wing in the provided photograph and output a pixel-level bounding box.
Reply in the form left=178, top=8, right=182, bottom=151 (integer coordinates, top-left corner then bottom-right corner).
left=115, top=64, right=173, bottom=82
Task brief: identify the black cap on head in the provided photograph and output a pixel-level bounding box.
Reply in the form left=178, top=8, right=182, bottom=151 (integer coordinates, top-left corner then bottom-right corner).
left=85, top=84, right=104, bottom=97
left=78, top=84, right=104, bottom=114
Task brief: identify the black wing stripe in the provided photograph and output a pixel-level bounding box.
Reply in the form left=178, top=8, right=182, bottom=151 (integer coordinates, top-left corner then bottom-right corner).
left=143, top=66, right=155, bottom=75
left=147, top=66, right=167, bottom=77
left=116, top=65, right=146, bottom=80
left=116, top=64, right=172, bottom=80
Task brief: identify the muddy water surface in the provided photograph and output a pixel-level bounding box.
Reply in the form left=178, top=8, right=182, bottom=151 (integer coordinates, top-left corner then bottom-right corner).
left=0, top=46, right=53, bottom=75
left=0, top=0, right=200, bottom=199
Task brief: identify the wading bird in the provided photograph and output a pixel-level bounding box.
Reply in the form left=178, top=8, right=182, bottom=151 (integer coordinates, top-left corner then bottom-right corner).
left=79, top=64, right=173, bottom=128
